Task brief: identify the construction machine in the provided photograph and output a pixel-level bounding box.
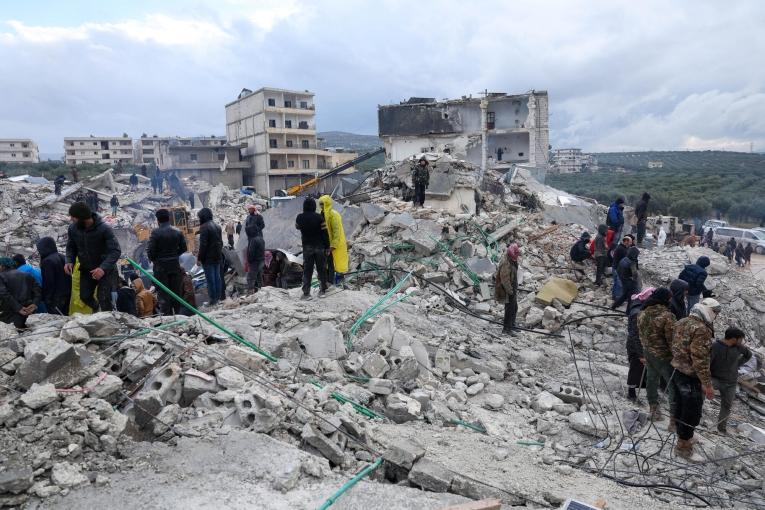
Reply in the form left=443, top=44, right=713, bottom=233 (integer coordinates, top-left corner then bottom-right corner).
left=133, top=205, right=200, bottom=252
left=281, top=147, right=384, bottom=198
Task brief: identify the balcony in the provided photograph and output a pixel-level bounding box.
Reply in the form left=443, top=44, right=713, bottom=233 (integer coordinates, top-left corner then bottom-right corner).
left=266, top=126, right=316, bottom=136
left=267, top=147, right=328, bottom=156
left=264, top=105, right=315, bottom=116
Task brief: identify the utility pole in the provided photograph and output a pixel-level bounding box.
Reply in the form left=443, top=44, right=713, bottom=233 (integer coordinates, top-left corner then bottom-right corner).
left=479, top=89, right=488, bottom=188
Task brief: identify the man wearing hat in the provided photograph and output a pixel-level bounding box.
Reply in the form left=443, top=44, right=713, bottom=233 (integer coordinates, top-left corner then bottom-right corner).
left=0, top=257, right=41, bottom=328
left=670, top=297, right=722, bottom=462
left=64, top=202, right=122, bottom=312
left=244, top=203, right=265, bottom=239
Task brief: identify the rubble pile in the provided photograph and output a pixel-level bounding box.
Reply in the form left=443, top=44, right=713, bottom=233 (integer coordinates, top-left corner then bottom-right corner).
left=2, top=157, right=765, bottom=508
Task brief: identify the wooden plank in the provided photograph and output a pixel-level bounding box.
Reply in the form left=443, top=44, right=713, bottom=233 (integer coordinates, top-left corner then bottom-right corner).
left=440, top=499, right=502, bottom=510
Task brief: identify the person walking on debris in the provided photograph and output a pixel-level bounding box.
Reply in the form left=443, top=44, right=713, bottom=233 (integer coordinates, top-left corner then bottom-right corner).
left=54, top=174, right=65, bottom=196
left=36, top=236, right=71, bottom=315
left=225, top=221, right=235, bottom=248
left=606, top=196, right=626, bottom=248
left=625, top=287, right=653, bottom=403
left=0, top=257, right=41, bottom=329
left=678, top=256, right=712, bottom=313
left=245, top=216, right=265, bottom=293
left=197, top=207, right=224, bottom=306
left=296, top=197, right=329, bottom=299
left=133, top=277, right=157, bottom=318
left=64, top=202, right=121, bottom=312
left=669, top=278, right=689, bottom=320
left=637, top=287, right=676, bottom=423
left=670, top=298, right=721, bottom=462
left=411, top=157, right=430, bottom=208
left=612, top=246, right=641, bottom=311
left=710, top=327, right=750, bottom=434
left=110, top=194, right=119, bottom=217
left=318, top=195, right=348, bottom=285
left=570, top=231, right=592, bottom=263
left=129, top=172, right=139, bottom=192
left=147, top=208, right=188, bottom=314
left=115, top=278, right=137, bottom=316
left=611, top=235, right=633, bottom=300
left=635, top=192, right=650, bottom=246
left=495, top=243, right=520, bottom=335
left=593, top=225, right=608, bottom=286
left=724, top=237, right=736, bottom=263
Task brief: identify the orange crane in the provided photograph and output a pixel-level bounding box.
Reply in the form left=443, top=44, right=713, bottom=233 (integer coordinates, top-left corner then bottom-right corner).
left=284, top=148, right=384, bottom=196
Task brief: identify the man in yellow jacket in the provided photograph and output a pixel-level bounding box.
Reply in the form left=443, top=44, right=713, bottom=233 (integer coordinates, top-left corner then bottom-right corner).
left=318, top=195, right=348, bottom=285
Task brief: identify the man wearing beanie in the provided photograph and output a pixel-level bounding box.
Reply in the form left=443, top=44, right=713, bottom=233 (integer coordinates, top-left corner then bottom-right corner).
left=678, top=256, right=712, bottom=313
left=65, top=201, right=121, bottom=312
left=0, top=257, right=41, bottom=328
left=670, top=297, right=721, bottom=462
left=147, top=208, right=188, bottom=315
left=638, top=287, right=677, bottom=423
left=197, top=207, right=224, bottom=305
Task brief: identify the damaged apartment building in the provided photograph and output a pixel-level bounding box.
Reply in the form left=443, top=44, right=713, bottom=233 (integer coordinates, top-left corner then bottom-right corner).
left=378, top=90, right=549, bottom=173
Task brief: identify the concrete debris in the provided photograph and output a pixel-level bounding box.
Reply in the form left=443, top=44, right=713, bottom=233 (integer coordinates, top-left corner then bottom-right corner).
left=19, top=383, right=58, bottom=410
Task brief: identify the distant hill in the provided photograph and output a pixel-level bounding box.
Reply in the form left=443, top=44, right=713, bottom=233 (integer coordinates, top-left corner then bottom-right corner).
left=319, top=131, right=382, bottom=153
left=593, top=150, right=765, bottom=172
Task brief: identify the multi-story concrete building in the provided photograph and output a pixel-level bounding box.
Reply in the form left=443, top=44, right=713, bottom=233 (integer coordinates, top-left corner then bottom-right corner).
left=0, top=139, right=39, bottom=163
left=157, top=139, right=249, bottom=188
left=225, top=87, right=339, bottom=195
left=135, top=135, right=226, bottom=166
left=551, top=148, right=597, bottom=174
left=64, top=135, right=134, bottom=165
left=378, top=91, right=550, bottom=169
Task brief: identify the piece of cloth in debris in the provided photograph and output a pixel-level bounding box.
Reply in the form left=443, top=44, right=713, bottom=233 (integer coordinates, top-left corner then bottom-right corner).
left=622, top=409, right=649, bottom=434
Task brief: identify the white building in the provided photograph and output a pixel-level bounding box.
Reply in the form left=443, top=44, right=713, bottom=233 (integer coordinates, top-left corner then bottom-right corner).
left=551, top=148, right=597, bottom=174
left=157, top=140, right=248, bottom=189
left=647, top=160, right=664, bottom=169
left=377, top=91, right=550, bottom=168
left=64, top=135, right=134, bottom=165
left=135, top=135, right=226, bottom=166
left=225, top=87, right=339, bottom=195
left=0, top=139, right=39, bottom=163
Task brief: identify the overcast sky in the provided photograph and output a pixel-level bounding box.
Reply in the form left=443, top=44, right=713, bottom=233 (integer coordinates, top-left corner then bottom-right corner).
left=1, top=0, right=764, bottom=155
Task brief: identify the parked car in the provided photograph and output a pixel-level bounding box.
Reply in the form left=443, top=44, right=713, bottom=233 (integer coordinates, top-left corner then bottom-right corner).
left=713, top=227, right=765, bottom=254
left=701, top=219, right=728, bottom=236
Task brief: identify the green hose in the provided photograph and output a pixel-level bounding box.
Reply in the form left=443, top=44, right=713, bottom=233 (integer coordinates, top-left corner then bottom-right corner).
left=310, top=381, right=384, bottom=420
left=346, top=272, right=412, bottom=350
left=317, top=458, right=383, bottom=510
left=126, top=258, right=278, bottom=363
left=451, top=419, right=487, bottom=434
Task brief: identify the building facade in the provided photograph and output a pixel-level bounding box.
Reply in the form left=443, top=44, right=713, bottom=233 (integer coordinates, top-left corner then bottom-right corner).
left=0, top=139, right=39, bottom=163
left=377, top=91, right=550, bottom=168
left=64, top=136, right=134, bottom=165
left=225, top=87, right=340, bottom=195
left=157, top=140, right=248, bottom=189
left=135, top=135, right=226, bottom=166
left=551, top=148, right=598, bottom=174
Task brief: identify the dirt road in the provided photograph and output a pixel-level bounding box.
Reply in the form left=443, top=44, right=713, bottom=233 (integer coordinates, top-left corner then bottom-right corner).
left=750, top=253, right=765, bottom=282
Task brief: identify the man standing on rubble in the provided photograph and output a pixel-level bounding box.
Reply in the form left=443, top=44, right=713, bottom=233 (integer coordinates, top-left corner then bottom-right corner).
left=670, top=298, right=721, bottom=461
left=245, top=204, right=265, bottom=237
left=245, top=217, right=265, bottom=293
left=147, top=208, right=188, bottom=314
left=710, top=327, right=750, bottom=434
left=678, top=256, right=712, bottom=313
left=296, top=197, right=329, bottom=299
left=110, top=194, right=119, bottom=217
left=411, top=157, right=430, bottom=208
left=0, top=257, right=41, bottom=328
left=129, top=172, right=139, bottom=192
left=495, top=243, right=520, bottom=335
left=635, top=192, right=650, bottom=246
left=151, top=174, right=158, bottom=195
left=197, top=207, right=224, bottom=306
left=612, top=246, right=641, bottom=311
left=36, top=236, right=70, bottom=315
left=593, top=225, right=608, bottom=286
left=64, top=202, right=122, bottom=312
left=638, top=287, right=676, bottom=424
left=225, top=221, right=236, bottom=248
left=669, top=278, right=689, bottom=320
left=606, top=197, right=626, bottom=248
left=54, top=174, right=65, bottom=196
left=612, top=235, right=633, bottom=300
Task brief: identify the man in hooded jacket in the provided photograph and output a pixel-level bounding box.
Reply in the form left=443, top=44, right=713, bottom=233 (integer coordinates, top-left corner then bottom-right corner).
left=0, top=257, right=41, bottom=328
left=296, top=197, right=329, bottom=299
left=678, top=256, right=712, bottom=313
left=495, top=243, right=520, bottom=335
left=606, top=197, right=626, bottom=247
left=613, top=246, right=641, bottom=311
left=671, top=298, right=721, bottom=462
left=612, top=235, right=633, bottom=300
left=245, top=220, right=265, bottom=292
left=570, top=232, right=592, bottom=263
left=635, top=192, right=651, bottom=245
left=318, top=195, right=348, bottom=284
left=669, top=278, right=689, bottom=320
left=36, top=237, right=71, bottom=315
left=197, top=208, right=224, bottom=305
left=147, top=208, right=188, bottom=315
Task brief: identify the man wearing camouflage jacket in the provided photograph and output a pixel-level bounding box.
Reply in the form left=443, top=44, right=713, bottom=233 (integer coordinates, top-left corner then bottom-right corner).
left=637, top=288, right=676, bottom=424
left=670, top=297, right=721, bottom=462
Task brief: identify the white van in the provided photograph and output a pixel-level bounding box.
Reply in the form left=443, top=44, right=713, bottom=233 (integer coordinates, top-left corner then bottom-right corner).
left=713, top=227, right=765, bottom=254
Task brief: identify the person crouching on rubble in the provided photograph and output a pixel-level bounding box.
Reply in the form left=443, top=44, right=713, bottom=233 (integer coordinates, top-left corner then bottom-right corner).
left=570, top=231, right=592, bottom=264
left=625, top=287, right=653, bottom=403
left=36, top=236, right=71, bottom=315
left=638, top=287, right=677, bottom=424
left=318, top=195, right=348, bottom=285
left=670, top=298, right=721, bottom=462
left=711, top=326, right=750, bottom=434
left=64, top=202, right=121, bottom=312
left=0, top=257, right=41, bottom=329
left=495, top=243, right=520, bottom=336
left=411, top=157, right=430, bottom=208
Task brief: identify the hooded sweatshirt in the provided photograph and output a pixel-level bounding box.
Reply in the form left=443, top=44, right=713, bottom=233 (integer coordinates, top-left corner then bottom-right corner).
left=196, top=208, right=223, bottom=265
left=133, top=279, right=157, bottom=318
left=617, top=246, right=640, bottom=286
left=318, top=195, right=348, bottom=273
left=65, top=213, right=121, bottom=272
left=678, top=256, right=710, bottom=297
left=593, top=224, right=608, bottom=257
left=570, top=232, right=592, bottom=262
left=36, top=237, right=71, bottom=312
left=669, top=279, right=689, bottom=320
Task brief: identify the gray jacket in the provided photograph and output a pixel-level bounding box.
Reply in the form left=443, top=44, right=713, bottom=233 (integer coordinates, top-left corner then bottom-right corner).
left=710, top=341, right=752, bottom=384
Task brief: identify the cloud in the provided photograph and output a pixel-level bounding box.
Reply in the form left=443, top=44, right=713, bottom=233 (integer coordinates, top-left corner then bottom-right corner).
left=0, top=0, right=764, bottom=154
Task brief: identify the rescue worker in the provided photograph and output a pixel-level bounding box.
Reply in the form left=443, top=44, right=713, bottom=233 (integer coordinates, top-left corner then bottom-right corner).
left=245, top=204, right=265, bottom=238
left=147, top=208, right=188, bottom=315
left=495, top=243, right=520, bottom=335
left=36, top=237, right=71, bottom=315
left=626, top=287, right=653, bottom=402
left=64, top=202, right=121, bottom=312
left=678, top=256, right=712, bottom=313
left=670, top=298, right=721, bottom=462
left=110, top=194, right=119, bottom=217
left=637, top=287, right=676, bottom=423
left=411, top=157, right=430, bottom=207
left=296, top=197, right=329, bottom=299
left=0, top=257, right=41, bottom=328
left=318, top=195, right=348, bottom=285
left=710, top=327, right=750, bottom=433
left=612, top=235, right=633, bottom=300
left=129, top=172, right=139, bottom=192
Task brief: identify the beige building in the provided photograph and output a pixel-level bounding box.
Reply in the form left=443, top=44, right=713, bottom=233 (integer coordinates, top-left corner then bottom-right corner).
left=225, top=87, right=341, bottom=195
left=136, top=135, right=226, bottom=166
left=0, top=139, right=39, bottom=163
left=158, top=140, right=248, bottom=189
left=64, top=135, right=134, bottom=165
left=551, top=148, right=597, bottom=174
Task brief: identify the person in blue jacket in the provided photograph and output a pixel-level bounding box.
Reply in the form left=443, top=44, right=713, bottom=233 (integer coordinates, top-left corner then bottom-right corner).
left=678, top=256, right=713, bottom=313
left=12, top=254, right=46, bottom=313
left=606, top=197, right=626, bottom=248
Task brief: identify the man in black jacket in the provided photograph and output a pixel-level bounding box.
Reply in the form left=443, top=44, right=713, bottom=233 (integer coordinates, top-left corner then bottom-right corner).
left=569, top=231, right=592, bottom=263
left=245, top=204, right=265, bottom=237
left=711, top=327, right=750, bottom=433
left=147, top=208, right=188, bottom=314
left=0, top=257, right=41, bottom=328
left=295, top=197, right=329, bottom=299
left=64, top=202, right=121, bottom=312
left=635, top=192, right=650, bottom=245
left=612, top=235, right=633, bottom=300
left=246, top=222, right=265, bottom=292
left=613, top=246, right=640, bottom=311
left=197, top=208, right=224, bottom=305
left=36, top=236, right=71, bottom=315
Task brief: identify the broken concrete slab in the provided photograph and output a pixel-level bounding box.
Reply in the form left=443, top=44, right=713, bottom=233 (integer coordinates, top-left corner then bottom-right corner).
left=20, top=382, right=58, bottom=410
left=297, top=322, right=347, bottom=360
left=215, top=366, right=245, bottom=390
left=0, top=460, right=33, bottom=494
left=301, top=423, right=345, bottom=466
left=385, top=393, right=422, bottom=423
left=361, top=353, right=390, bottom=378
left=15, top=337, right=79, bottom=390
left=382, top=438, right=425, bottom=470
left=408, top=457, right=454, bottom=493
left=182, top=369, right=219, bottom=406
left=536, top=277, right=578, bottom=306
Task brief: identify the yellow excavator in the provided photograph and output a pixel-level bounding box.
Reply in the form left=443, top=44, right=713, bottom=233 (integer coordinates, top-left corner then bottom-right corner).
left=134, top=205, right=199, bottom=252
